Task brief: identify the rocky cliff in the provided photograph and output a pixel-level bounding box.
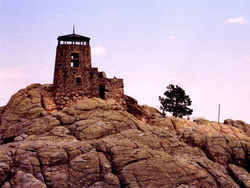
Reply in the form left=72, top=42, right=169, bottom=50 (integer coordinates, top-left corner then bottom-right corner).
left=0, top=84, right=249, bottom=188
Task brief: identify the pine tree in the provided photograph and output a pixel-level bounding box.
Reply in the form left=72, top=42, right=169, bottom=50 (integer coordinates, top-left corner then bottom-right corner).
left=159, top=84, right=193, bottom=117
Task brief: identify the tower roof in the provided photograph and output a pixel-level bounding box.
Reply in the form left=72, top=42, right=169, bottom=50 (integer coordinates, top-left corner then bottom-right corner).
left=57, top=33, right=90, bottom=42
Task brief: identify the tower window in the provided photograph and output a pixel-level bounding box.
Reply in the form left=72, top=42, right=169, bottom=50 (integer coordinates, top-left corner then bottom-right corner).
left=76, top=77, right=82, bottom=84
left=99, top=85, right=105, bottom=99
left=71, top=53, right=79, bottom=59
left=71, top=53, right=80, bottom=68
left=71, top=61, right=79, bottom=67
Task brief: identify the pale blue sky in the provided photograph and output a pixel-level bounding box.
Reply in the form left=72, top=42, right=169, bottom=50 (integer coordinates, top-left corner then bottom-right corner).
left=1, top=0, right=250, bottom=122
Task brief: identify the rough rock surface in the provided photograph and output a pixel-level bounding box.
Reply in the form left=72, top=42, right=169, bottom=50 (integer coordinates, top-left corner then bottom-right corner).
left=0, top=84, right=249, bottom=187
left=224, top=119, right=250, bottom=137
left=125, top=95, right=161, bottom=122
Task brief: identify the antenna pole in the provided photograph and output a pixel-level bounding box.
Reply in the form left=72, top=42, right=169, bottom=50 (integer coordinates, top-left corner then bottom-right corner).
left=73, top=25, right=75, bottom=34
left=218, top=104, right=220, bottom=123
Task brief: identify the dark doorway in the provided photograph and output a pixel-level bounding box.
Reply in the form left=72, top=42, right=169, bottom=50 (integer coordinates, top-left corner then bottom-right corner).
left=98, top=73, right=103, bottom=78
left=99, top=85, right=105, bottom=99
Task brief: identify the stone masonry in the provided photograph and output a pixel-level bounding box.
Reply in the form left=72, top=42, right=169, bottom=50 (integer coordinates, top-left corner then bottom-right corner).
left=53, top=31, right=125, bottom=109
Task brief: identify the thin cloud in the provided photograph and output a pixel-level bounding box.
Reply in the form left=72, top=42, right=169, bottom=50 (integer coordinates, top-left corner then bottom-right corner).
left=225, top=17, right=248, bottom=24
left=92, top=46, right=107, bottom=56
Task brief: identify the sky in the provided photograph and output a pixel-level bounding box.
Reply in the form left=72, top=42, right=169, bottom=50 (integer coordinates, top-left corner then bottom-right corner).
left=1, top=0, right=250, bottom=123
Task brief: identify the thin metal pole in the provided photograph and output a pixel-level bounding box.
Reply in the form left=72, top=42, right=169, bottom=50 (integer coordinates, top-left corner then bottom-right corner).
left=218, top=104, right=220, bottom=124
left=73, top=24, right=75, bottom=34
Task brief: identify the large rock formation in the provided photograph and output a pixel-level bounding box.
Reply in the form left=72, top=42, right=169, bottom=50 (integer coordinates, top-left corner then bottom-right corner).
left=0, top=84, right=249, bottom=188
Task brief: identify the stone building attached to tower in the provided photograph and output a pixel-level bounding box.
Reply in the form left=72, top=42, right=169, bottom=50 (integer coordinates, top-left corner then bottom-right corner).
left=53, top=31, right=125, bottom=108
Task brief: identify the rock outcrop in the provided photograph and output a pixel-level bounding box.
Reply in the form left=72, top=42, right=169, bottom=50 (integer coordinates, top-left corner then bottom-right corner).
left=125, top=95, right=162, bottom=122
left=224, top=119, right=250, bottom=137
left=0, top=84, right=249, bottom=187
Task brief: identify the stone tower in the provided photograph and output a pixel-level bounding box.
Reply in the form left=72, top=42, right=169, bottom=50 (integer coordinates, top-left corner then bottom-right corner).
left=53, top=29, right=125, bottom=108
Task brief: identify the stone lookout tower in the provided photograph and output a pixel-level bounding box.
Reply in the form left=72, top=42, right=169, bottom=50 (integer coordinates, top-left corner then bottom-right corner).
left=53, top=28, right=125, bottom=108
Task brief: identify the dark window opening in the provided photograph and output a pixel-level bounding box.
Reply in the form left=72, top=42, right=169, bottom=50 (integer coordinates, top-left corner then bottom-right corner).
left=71, top=53, right=80, bottom=68
left=71, top=61, right=79, bottom=67
left=76, top=77, right=82, bottom=85
left=63, top=71, right=67, bottom=79
left=99, top=85, right=105, bottom=99
left=71, top=53, right=79, bottom=59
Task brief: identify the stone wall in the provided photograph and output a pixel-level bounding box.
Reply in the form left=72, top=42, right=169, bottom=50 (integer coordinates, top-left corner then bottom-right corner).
left=53, top=43, right=125, bottom=109
left=105, top=78, right=125, bottom=106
